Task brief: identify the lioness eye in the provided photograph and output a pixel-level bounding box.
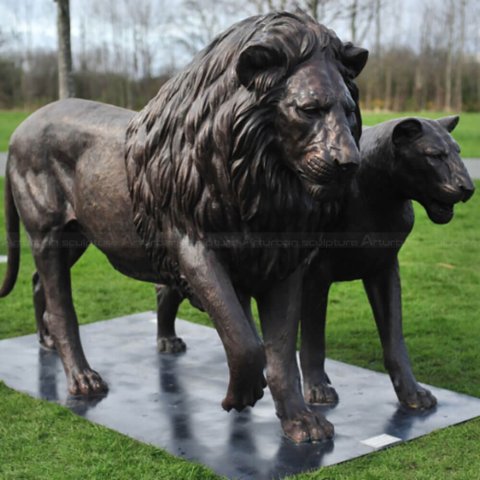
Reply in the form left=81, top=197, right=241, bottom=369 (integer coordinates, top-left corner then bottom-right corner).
left=426, top=151, right=444, bottom=160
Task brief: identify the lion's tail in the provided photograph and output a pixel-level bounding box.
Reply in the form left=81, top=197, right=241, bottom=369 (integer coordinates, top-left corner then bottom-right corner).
left=0, top=164, right=20, bottom=297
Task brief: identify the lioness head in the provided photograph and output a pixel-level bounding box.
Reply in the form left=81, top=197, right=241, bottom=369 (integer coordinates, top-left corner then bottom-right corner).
left=391, top=116, right=475, bottom=224
left=236, top=13, right=368, bottom=201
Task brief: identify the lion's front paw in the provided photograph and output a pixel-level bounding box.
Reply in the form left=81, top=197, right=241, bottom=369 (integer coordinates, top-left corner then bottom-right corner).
left=398, top=384, right=437, bottom=410
left=281, top=409, right=334, bottom=443
left=67, top=368, right=108, bottom=396
left=221, top=345, right=266, bottom=411
left=157, top=336, right=187, bottom=354
left=221, top=373, right=267, bottom=412
left=304, top=381, right=339, bottom=405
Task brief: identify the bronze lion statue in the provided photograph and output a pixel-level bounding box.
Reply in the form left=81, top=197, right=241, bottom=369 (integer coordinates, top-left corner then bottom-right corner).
left=1, top=11, right=367, bottom=442
left=300, top=116, right=474, bottom=408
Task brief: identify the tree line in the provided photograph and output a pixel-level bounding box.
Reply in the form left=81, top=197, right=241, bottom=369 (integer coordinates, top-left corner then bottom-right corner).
left=0, top=0, right=479, bottom=111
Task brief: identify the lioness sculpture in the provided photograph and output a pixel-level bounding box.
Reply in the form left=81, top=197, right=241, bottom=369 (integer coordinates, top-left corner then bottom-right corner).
left=300, top=116, right=475, bottom=407
left=0, top=11, right=367, bottom=442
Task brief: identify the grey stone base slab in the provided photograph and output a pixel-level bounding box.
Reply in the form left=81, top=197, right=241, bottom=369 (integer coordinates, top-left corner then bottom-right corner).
left=1, top=312, right=480, bottom=479
left=463, top=158, right=480, bottom=179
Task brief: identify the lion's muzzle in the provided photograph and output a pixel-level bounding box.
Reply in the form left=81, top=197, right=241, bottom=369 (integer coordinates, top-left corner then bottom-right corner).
left=330, top=145, right=360, bottom=177
left=304, top=148, right=360, bottom=185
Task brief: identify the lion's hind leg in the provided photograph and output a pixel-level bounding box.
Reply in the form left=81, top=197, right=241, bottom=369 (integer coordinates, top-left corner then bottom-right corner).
left=33, top=234, right=89, bottom=351
left=31, top=228, right=107, bottom=396
left=33, top=271, right=54, bottom=350
left=155, top=284, right=186, bottom=353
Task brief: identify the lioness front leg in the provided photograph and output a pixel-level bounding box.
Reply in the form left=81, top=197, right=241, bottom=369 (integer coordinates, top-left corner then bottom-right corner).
left=300, top=280, right=338, bottom=405
left=363, top=259, right=436, bottom=410
left=258, top=268, right=334, bottom=443
left=177, top=237, right=266, bottom=411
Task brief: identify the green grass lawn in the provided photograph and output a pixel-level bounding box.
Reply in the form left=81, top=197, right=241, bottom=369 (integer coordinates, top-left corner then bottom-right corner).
left=0, top=111, right=31, bottom=151
left=1, top=109, right=479, bottom=157
left=0, top=173, right=479, bottom=479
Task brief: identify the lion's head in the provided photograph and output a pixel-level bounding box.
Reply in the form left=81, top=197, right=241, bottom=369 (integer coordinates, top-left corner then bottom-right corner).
left=125, top=11, right=368, bottom=242
left=390, top=116, right=475, bottom=224
left=233, top=13, right=368, bottom=205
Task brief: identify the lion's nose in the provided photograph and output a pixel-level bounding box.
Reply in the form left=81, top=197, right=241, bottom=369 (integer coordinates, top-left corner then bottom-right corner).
left=334, top=156, right=359, bottom=176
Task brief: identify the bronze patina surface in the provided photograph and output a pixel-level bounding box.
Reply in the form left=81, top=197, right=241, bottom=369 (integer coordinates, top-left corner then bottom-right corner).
left=0, top=11, right=367, bottom=442
left=300, top=116, right=474, bottom=409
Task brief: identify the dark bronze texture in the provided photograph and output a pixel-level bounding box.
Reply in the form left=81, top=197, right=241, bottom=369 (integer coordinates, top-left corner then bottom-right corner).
left=152, top=116, right=474, bottom=441
left=0, top=10, right=367, bottom=442
left=300, top=116, right=474, bottom=410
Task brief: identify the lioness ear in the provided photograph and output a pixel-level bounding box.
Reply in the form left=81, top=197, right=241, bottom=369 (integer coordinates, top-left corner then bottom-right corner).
left=438, top=115, right=459, bottom=133
left=236, top=44, right=287, bottom=92
left=392, top=118, right=423, bottom=147
left=341, top=43, right=369, bottom=78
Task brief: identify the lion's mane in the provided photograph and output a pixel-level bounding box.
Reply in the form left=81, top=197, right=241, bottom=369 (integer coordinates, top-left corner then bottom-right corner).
left=125, top=10, right=362, bottom=289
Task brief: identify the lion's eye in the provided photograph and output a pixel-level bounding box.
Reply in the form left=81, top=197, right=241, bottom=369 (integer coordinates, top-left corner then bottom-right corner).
left=297, top=104, right=323, bottom=116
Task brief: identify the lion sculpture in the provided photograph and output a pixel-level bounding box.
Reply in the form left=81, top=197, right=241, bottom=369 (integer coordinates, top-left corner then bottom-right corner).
left=300, top=116, right=474, bottom=409
left=1, top=11, right=368, bottom=442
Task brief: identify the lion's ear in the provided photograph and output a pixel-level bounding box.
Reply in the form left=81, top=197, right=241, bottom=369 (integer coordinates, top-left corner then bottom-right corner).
left=341, top=43, right=369, bottom=78
left=438, top=115, right=459, bottom=132
left=392, top=118, right=423, bottom=147
left=236, top=44, right=287, bottom=93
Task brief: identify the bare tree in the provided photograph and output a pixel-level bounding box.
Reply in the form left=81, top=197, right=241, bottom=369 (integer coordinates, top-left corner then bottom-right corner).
left=0, top=29, right=7, bottom=50
left=267, top=0, right=289, bottom=9
left=443, top=0, right=455, bottom=111
left=344, top=0, right=376, bottom=44
left=54, top=0, right=74, bottom=98
left=413, top=4, right=432, bottom=110
left=454, top=0, right=467, bottom=111
left=364, top=0, right=382, bottom=109
left=307, top=0, right=345, bottom=24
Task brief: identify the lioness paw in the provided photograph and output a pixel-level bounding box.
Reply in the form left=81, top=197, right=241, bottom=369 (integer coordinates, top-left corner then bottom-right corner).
left=399, top=385, right=437, bottom=410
